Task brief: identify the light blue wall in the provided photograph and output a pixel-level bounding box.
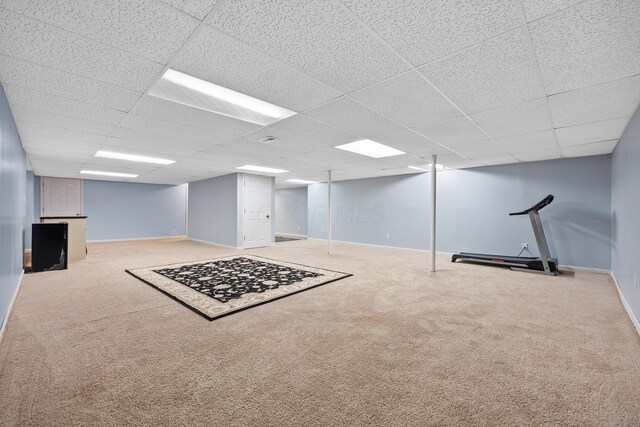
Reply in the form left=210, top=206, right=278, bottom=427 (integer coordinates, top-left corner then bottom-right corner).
left=275, top=187, right=308, bottom=236
left=308, top=155, right=612, bottom=270
left=0, top=83, right=26, bottom=331
left=84, top=180, right=187, bottom=241
left=188, top=173, right=241, bottom=248
left=612, top=107, right=640, bottom=324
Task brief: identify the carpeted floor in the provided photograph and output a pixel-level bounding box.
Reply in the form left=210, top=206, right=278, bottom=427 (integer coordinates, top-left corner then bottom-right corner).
left=1, top=238, right=639, bottom=426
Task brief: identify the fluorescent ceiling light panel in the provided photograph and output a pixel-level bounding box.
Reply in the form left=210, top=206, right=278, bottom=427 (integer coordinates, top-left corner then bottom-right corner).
left=80, top=170, right=138, bottom=178
left=149, top=69, right=297, bottom=126
left=287, top=179, right=318, bottom=184
left=335, top=139, right=405, bottom=158
left=408, top=164, right=444, bottom=172
left=237, top=165, right=288, bottom=174
left=95, top=151, right=175, bottom=165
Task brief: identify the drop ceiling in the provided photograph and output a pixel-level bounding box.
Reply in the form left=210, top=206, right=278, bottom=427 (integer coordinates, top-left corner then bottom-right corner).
left=0, top=0, right=638, bottom=188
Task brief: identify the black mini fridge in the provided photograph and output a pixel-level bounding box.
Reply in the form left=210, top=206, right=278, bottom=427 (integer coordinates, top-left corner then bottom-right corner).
left=32, top=223, right=68, bottom=272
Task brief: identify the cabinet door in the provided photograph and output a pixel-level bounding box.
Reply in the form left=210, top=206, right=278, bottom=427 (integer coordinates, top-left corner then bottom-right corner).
left=41, top=177, right=83, bottom=217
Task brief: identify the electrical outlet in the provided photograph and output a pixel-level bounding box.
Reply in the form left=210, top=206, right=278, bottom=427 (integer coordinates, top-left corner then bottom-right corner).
left=385, top=233, right=390, bottom=239
left=522, top=243, right=528, bottom=250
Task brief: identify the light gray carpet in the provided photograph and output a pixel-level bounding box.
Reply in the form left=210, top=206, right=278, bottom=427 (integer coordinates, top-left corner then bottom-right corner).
left=1, top=238, right=639, bottom=426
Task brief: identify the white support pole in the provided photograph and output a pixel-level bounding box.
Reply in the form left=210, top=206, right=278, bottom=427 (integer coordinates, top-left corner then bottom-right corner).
left=328, top=169, right=332, bottom=255
left=430, top=155, right=437, bottom=272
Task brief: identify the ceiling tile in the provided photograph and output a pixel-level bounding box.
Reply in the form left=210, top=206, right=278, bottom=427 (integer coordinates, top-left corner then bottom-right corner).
left=561, top=139, right=618, bottom=157
left=414, top=117, right=487, bottom=148
left=3, top=84, right=126, bottom=125
left=341, top=0, right=521, bottom=66
left=479, top=155, right=520, bottom=167
left=0, top=0, right=199, bottom=63
left=265, top=114, right=357, bottom=147
left=453, top=140, right=509, bottom=159
left=208, top=0, right=409, bottom=92
left=555, top=117, right=629, bottom=147
left=21, top=137, right=100, bottom=153
left=548, top=75, right=640, bottom=128
left=225, top=138, right=299, bottom=159
left=159, top=0, right=219, bottom=20
left=470, top=98, right=552, bottom=138
left=0, top=55, right=141, bottom=111
left=495, top=129, right=558, bottom=153
left=111, top=127, right=225, bottom=151
left=521, top=0, right=584, bottom=22
left=512, top=148, right=562, bottom=162
left=171, top=25, right=341, bottom=112
left=419, top=28, right=545, bottom=114
left=100, top=137, right=200, bottom=158
left=240, top=128, right=328, bottom=154
left=118, top=114, right=238, bottom=146
left=350, top=71, right=462, bottom=128
left=16, top=125, right=108, bottom=145
left=530, top=0, right=640, bottom=94
left=305, top=96, right=404, bottom=137
left=0, top=9, right=163, bottom=92
left=11, top=105, right=114, bottom=136
left=131, top=95, right=260, bottom=136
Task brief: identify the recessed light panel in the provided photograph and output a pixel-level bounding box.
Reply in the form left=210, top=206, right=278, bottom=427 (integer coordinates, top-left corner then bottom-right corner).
left=287, top=179, right=318, bottom=184
left=95, top=151, right=175, bottom=165
left=237, top=165, right=288, bottom=174
left=149, top=69, right=297, bottom=126
left=80, top=170, right=138, bottom=178
left=335, top=139, right=405, bottom=158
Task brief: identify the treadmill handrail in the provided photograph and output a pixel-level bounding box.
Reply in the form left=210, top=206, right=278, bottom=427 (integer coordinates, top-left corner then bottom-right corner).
left=509, top=194, right=554, bottom=216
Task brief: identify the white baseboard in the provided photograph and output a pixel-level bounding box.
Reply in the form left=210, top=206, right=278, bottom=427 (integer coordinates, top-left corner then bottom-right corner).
left=0, top=270, right=24, bottom=344
left=275, top=232, right=308, bottom=239
left=188, top=238, right=243, bottom=250
left=610, top=271, right=640, bottom=337
left=559, top=265, right=610, bottom=275
left=87, top=235, right=187, bottom=243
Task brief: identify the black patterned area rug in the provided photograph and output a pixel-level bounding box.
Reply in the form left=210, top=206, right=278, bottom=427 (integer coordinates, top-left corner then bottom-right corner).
left=126, top=255, right=351, bottom=320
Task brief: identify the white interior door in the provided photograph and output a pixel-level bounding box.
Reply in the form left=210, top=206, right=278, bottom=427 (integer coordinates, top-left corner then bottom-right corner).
left=41, top=177, right=83, bottom=217
left=243, top=174, right=272, bottom=249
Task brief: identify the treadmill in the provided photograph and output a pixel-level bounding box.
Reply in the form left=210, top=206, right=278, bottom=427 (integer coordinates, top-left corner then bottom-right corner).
left=451, top=195, right=558, bottom=275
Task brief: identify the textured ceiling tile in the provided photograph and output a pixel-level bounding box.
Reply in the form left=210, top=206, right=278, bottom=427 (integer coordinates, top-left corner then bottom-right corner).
left=561, top=139, right=618, bottom=157
left=479, top=155, right=520, bottom=166
left=341, top=0, right=521, bottom=66
left=350, top=71, right=462, bottom=128
left=0, top=56, right=141, bottom=111
left=118, top=114, right=238, bottom=146
left=471, top=98, right=552, bottom=138
left=131, top=96, right=260, bottom=136
left=12, top=106, right=114, bottom=136
left=521, top=0, right=584, bottom=22
left=415, top=151, right=466, bottom=164
left=21, top=137, right=100, bottom=152
left=512, top=148, right=562, bottom=162
left=495, top=129, right=558, bottom=153
left=305, top=96, right=404, bottom=137
left=111, top=127, right=225, bottom=151
left=548, top=75, right=640, bottom=128
left=555, top=117, right=629, bottom=147
left=530, top=0, right=640, bottom=94
left=101, top=138, right=200, bottom=158
left=0, top=0, right=199, bottom=63
left=208, top=0, right=409, bottom=92
left=266, top=114, right=357, bottom=147
left=372, top=129, right=451, bottom=155
left=414, top=117, right=487, bottom=147
left=0, top=9, right=163, bottom=92
left=226, top=138, right=299, bottom=159
left=171, top=26, right=341, bottom=112
left=17, top=125, right=108, bottom=145
left=240, top=128, right=329, bottom=154
left=419, top=28, right=545, bottom=114
left=3, top=84, right=126, bottom=125
left=158, top=0, right=218, bottom=20
left=453, top=140, right=509, bottom=159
